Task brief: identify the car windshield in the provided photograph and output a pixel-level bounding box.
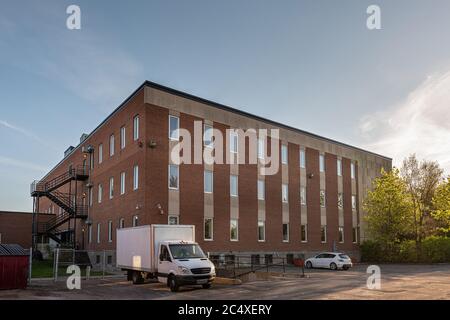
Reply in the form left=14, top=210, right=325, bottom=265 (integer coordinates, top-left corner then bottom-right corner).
left=169, top=244, right=206, bottom=259
left=339, top=254, right=350, bottom=259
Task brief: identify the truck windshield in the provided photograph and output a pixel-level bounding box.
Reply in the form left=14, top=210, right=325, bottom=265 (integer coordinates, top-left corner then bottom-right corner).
left=169, top=244, right=206, bottom=259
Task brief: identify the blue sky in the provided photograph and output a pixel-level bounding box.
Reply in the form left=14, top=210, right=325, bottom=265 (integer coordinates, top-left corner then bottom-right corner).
left=1, top=0, right=450, bottom=211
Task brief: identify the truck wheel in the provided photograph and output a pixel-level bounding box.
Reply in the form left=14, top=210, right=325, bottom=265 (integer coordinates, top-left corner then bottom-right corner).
left=169, top=275, right=179, bottom=292
left=132, top=271, right=144, bottom=284
left=202, top=283, right=211, bottom=289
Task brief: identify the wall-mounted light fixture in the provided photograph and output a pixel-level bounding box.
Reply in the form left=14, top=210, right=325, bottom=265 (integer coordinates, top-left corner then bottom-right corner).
left=308, top=173, right=314, bottom=179
left=148, top=140, right=157, bottom=149
left=156, top=203, right=164, bottom=215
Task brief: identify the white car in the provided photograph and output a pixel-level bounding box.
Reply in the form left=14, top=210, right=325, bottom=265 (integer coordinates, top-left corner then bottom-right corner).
left=305, top=252, right=353, bottom=270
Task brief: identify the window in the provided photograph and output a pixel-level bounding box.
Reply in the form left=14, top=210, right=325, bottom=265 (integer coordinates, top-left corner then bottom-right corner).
left=98, top=144, right=103, bottom=164
left=108, top=221, right=113, bottom=242
left=169, top=165, right=179, bottom=189
left=351, top=162, right=356, bottom=179
left=230, top=175, right=238, bottom=197
left=120, top=126, right=126, bottom=149
left=257, top=138, right=265, bottom=159
left=89, top=188, right=93, bottom=207
left=320, top=190, right=326, bottom=207
left=109, top=177, right=114, bottom=199
left=169, top=115, right=179, bottom=140
left=168, top=216, right=179, bottom=225
left=337, top=159, right=342, bottom=176
left=98, top=184, right=103, bottom=203
left=300, top=187, right=306, bottom=205
left=300, top=148, right=306, bottom=168
left=230, top=219, right=238, bottom=241
left=282, top=184, right=288, bottom=203
left=230, top=132, right=238, bottom=153
left=133, top=165, right=139, bottom=190
left=352, top=227, right=358, bottom=243
left=281, top=145, right=288, bottom=164
left=321, top=225, right=327, bottom=243
left=352, top=195, right=357, bottom=210
left=301, top=224, right=307, bottom=242
left=119, top=218, right=125, bottom=229
left=204, top=170, right=213, bottom=193
left=133, top=115, right=139, bottom=141
left=120, top=172, right=125, bottom=195
left=88, top=225, right=92, bottom=243
left=282, top=223, right=289, bottom=242
left=339, top=226, right=344, bottom=243
left=204, top=218, right=213, bottom=240
left=109, top=134, right=115, bottom=156
left=132, top=215, right=138, bottom=227
left=257, top=180, right=265, bottom=200
left=204, top=124, right=213, bottom=147
left=338, top=193, right=343, bottom=208
left=97, top=223, right=101, bottom=243
left=258, top=221, right=265, bottom=242
left=319, top=154, right=325, bottom=172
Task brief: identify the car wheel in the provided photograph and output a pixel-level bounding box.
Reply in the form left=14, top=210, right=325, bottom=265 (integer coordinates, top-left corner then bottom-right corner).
left=202, top=283, right=211, bottom=289
left=330, top=262, right=338, bottom=270
left=169, top=275, right=179, bottom=292
left=305, top=261, right=313, bottom=269
left=132, top=271, right=144, bottom=284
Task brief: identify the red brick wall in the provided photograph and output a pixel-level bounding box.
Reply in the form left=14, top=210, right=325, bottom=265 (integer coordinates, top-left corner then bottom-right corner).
left=325, top=153, right=339, bottom=247
left=305, top=148, right=320, bottom=247
left=288, top=143, right=301, bottom=245
left=342, top=158, right=354, bottom=250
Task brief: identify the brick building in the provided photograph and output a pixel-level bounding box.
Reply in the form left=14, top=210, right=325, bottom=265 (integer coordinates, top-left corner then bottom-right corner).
left=31, top=81, right=391, bottom=259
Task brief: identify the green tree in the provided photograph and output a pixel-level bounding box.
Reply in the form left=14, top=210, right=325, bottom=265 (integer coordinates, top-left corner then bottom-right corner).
left=363, top=168, right=412, bottom=254
left=400, top=154, right=443, bottom=256
left=432, top=177, right=450, bottom=235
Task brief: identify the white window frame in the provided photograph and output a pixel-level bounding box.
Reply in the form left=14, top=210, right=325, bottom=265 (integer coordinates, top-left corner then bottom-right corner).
left=98, top=144, right=103, bottom=164
left=282, top=223, right=289, bottom=242
left=230, top=219, right=239, bottom=241
left=300, top=148, right=306, bottom=168
left=133, top=165, right=139, bottom=190
left=351, top=162, right=356, bottom=179
left=98, top=184, right=102, bottom=204
left=109, top=177, right=114, bottom=199
left=203, top=124, right=213, bottom=148
left=204, top=170, right=213, bottom=193
left=120, top=126, right=126, bottom=149
left=319, top=154, right=325, bottom=172
left=109, top=134, right=115, bottom=157
left=108, top=220, right=113, bottom=243
left=352, top=227, right=358, bottom=243
left=169, top=115, right=180, bottom=141
left=97, top=223, right=101, bottom=244
left=281, top=144, right=288, bottom=164
left=282, top=184, right=288, bottom=203
left=133, top=115, right=139, bottom=141
left=168, top=164, right=179, bottom=190
left=132, top=215, right=138, bottom=227
left=339, top=226, right=344, bottom=243
left=230, top=175, right=238, bottom=197
left=258, top=220, right=265, bottom=242
left=257, top=179, right=265, bottom=200
left=119, top=218, right=125, bottom=229
left=89, top=187, right=93, bottom=207
left=204, top=218, right=213, bottom=241
left=337, top=159, right=342, bottom=176
left=230, top=132, right=238, bottom=154
left=338, top=193, right=343, bottom=208
left=320, top=190, right=326, bottom=207
left=301, top=224, right=308, bottom=242
left=300, top=186, right=306, bottom=205
left=120, top=172, right=126, bottom=195
left=88, top=225, right=92, bottom=243
left=352, top=195, right=357, bottom=210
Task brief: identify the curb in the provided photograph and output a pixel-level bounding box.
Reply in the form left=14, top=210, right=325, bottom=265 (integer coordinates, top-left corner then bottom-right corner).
left=214, top=277, right=242, bottom=285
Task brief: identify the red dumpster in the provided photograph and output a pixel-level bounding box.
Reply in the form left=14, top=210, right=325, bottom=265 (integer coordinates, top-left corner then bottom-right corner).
left=0, top=244, right=29, bottom=289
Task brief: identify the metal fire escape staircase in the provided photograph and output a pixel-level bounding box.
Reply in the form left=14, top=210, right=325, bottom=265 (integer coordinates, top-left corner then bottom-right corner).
left=31, top=166, right=89, bottom=247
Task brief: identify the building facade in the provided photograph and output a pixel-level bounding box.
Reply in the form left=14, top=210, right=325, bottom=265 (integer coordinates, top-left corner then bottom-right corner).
left=32, top=81, right=391, bottom=260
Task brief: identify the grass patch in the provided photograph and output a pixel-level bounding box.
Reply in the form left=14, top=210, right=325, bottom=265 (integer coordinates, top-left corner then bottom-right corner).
left=31, top=259, right=111, bottom=278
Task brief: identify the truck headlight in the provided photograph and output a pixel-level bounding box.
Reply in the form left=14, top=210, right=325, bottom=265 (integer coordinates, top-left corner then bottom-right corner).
left=178, top=266, right=190, bottom=274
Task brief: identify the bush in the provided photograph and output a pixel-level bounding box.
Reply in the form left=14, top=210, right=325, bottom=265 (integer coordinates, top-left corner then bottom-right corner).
left=360, top=237, right=450, bottom=263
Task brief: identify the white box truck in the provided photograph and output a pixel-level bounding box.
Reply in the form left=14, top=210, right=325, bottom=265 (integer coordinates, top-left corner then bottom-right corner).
left=116, top=224, right=215, bottom=291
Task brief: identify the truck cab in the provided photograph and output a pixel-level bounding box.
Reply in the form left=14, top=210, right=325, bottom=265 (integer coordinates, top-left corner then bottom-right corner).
left=158, top=240, right=215, bottom=292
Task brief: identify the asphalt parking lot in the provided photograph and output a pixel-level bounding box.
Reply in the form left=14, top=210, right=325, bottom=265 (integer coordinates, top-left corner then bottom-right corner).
left=1, top=264, right=449, bottom=300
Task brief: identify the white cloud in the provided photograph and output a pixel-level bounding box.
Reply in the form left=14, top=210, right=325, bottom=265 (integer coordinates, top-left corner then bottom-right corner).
left=0, top=119, right=57, bottom=150
left=0, top=155, right=47, bottom=172
left=359, top=71, right=450, bottom=173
